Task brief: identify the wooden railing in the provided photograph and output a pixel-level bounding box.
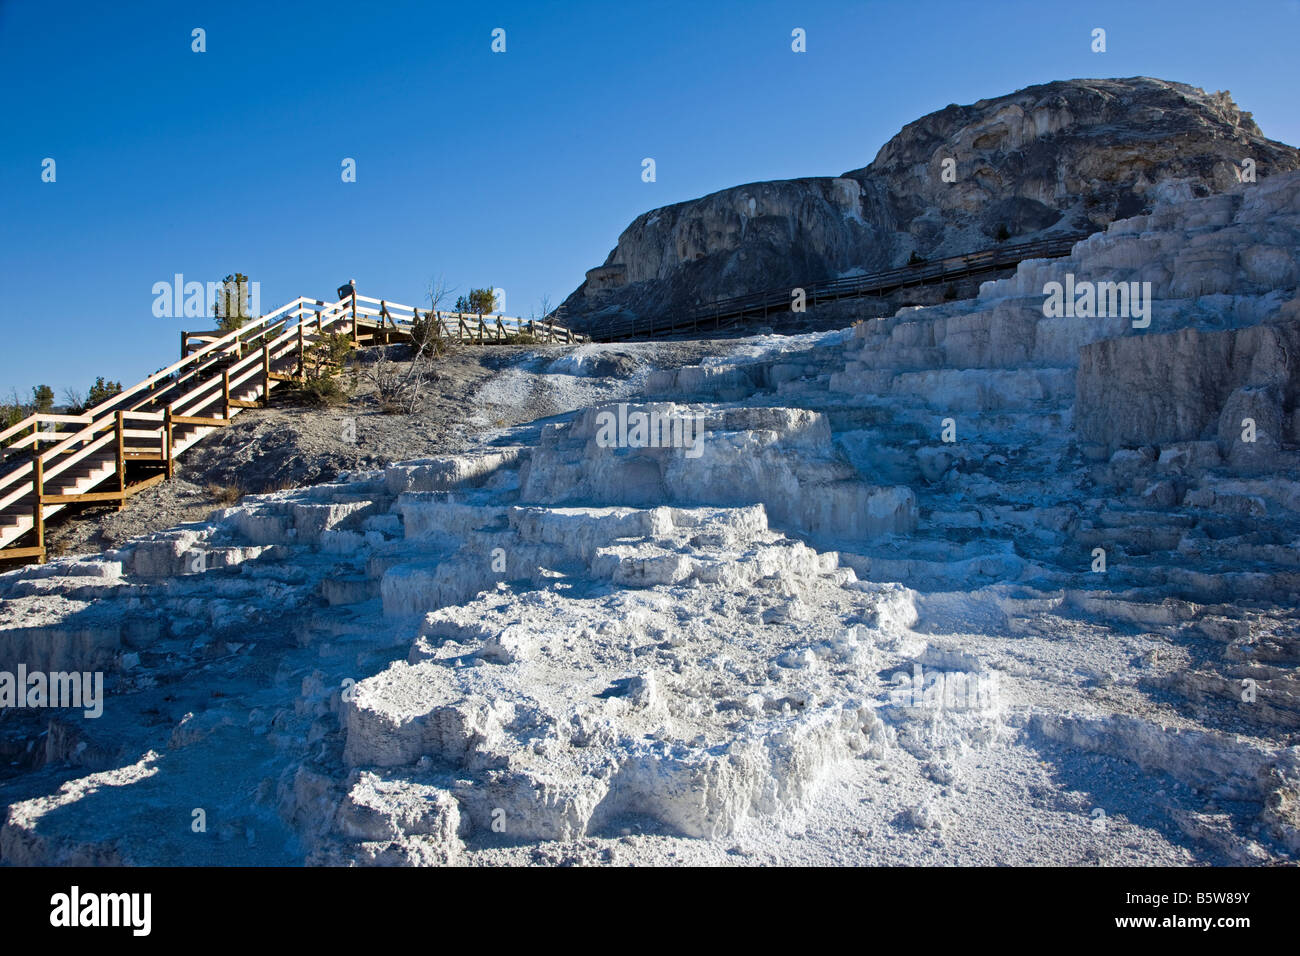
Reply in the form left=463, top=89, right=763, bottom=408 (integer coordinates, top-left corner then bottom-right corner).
left=349, top=296, right=586, bottom=345
left=0, top=291, right=587, bottom=563
left=585, top=232, right=1092, bottom=341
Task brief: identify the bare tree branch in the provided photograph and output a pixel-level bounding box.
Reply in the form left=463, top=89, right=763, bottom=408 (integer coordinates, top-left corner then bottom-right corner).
left=366, top=274, right=457, bottom=414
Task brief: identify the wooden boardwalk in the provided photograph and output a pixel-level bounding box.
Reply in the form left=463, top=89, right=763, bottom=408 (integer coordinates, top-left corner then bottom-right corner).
left=587, top=233, right=1091, bottom=341
left=0, top=291, right=586, bottom=564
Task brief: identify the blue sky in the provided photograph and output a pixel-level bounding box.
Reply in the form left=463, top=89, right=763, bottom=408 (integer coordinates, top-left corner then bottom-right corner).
left=2, top=0, right=1298, bottom=396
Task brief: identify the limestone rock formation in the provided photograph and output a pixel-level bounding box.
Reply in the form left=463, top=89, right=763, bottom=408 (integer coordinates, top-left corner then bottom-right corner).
left=2, top=168, right=1299, bottom=867
left=560, top=77, right=1299, bottom=332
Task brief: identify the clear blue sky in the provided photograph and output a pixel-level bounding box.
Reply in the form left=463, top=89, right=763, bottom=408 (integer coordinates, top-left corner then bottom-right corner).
left=2, top=0, right=1298, bottom=397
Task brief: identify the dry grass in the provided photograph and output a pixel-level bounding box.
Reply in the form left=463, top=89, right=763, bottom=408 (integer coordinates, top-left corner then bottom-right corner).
left=45, top=538, right=73, bottom=559
left=205, top=481, right=245, bottom=506
left=255, top=477, right=299, bottom=495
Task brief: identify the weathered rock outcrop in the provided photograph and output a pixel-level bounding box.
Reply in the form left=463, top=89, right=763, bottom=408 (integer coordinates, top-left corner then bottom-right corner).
left=4, top=164, right=1300, bottom=868
left=1076, top=318, right=1300, bottom=458
left=1068, top=175, right=1300, bottom=460
left=561, top=77, right=1299, bottom=331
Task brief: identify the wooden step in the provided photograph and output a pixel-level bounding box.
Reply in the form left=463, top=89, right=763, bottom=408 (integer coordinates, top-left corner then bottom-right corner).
left=3, top=289, right=590, bottom=563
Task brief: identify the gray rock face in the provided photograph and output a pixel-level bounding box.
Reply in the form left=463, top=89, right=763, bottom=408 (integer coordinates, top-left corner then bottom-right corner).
left=1076, top=319, right=1300, bottom=460
left=560, top=77, right=1299, bottom=332
left=1069, top=175, right=1300, bottom=464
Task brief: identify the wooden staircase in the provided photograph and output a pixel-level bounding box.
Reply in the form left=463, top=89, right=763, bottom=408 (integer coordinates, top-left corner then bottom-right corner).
left=0, top=291, right=587, bottom=565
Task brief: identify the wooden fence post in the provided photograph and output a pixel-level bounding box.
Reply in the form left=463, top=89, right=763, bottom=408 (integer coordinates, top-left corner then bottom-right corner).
left=115, top=410, right=126, bottom=510
left=261, top=345, right=271, bottom=406
left=351, top=291, right=359, bottom=345
left=32, top=454, right=45, bottom=563
left=297, top=323, right=305, bottom=379
left=222, top=369, right=231, bottom=419
left=180, top=330, right=187, bottom=359
left=164, top=406, right=174, bottom=478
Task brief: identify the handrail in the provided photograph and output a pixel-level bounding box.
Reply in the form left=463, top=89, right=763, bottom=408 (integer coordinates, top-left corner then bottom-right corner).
left=2, top=287, right=589, bottom=562
left=0, top=297, right=318, bottom=448
left=86, top=297, right=311, bottom=417
left=590, top=232, right=1091, bottom=341
left=0, top=416, right=41, bottom=445
left=0, top=296, right=340, bottom=489
left=698, top=234, right=1085, bottom=314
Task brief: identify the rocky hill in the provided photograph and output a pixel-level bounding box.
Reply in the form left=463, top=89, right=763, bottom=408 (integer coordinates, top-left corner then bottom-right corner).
left=2, top=169, right=1298, bottom=865
left=560, top=77, right=1299, bottom=333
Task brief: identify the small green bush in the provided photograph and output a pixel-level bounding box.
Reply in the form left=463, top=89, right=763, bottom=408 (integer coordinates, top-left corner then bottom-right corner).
left=31, top=385, right=54, bottom=413
left=213, top=273, right=255, bottom=333
left=86, top=377, right=124, bottom=408
left=1, top=403, right=23, bottom=431
left=455, top=288, right=497, bottom=315
left=295, top=332, right=354, bottom=406
left=409, top=311, right=448, bottom=357
left=298, top=376, right=350, bottom=407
